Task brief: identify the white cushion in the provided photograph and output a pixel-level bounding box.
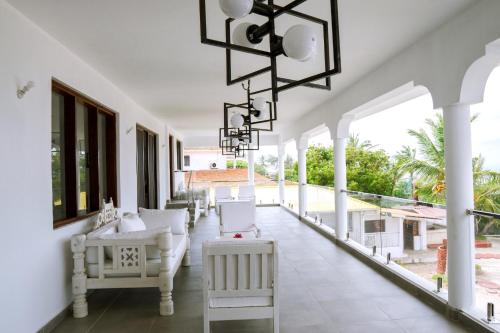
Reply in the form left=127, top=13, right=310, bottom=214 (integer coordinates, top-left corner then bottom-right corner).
left=220, top=200, right=256, bottom=233
left=119, top=213, right=146, bottom=233
left=209, top=296, right=273, bottom=308
left=99, top=229, right=185, bottom=260
left=86, top=234, right=187, bottom=277
left=139, top=208, right=187, bottom=235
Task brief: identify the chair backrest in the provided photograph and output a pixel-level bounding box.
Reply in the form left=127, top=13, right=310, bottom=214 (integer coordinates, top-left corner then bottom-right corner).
left=215, top=186, right=232, bottom=200
left=203, top=239, right=277, bottom=301
left=220, top=200, right=255, bottom=233
left=238, top=185, right=255, bottom=199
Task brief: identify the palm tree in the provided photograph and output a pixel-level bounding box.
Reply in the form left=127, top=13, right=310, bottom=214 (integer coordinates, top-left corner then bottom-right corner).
left=472, top=156, right=500, bottom=233
left=348, top=133, right=376, bottom=150
left=391, top=145, right=416, bottom=197
left=405, top=114, right=446, bottom=203
left=404, top=113, right=500, bottom=233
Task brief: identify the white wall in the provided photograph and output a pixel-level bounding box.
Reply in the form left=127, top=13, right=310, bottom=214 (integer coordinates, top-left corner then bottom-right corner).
left=184, top=151, right=227, bottom=171
left=0, top=2, right=176, bottom=331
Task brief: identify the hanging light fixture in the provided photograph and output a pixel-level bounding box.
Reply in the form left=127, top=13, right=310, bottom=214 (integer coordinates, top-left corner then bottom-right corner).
left=199, top=0, right=341, bottom=102
left=219, top=127, right=260, bottom=158
left=224, top=80, right=277, bottom=138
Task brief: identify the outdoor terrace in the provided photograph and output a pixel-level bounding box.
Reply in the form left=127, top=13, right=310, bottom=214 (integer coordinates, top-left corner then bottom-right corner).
left=52, top=207, right=470, bottom=333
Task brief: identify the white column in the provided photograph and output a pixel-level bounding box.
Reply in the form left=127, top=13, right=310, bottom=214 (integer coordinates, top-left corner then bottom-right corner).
left=278, top=144, right=285, bottom=205
left=443, top=103, right=475, bottom=310
left=247, top=150, right=255, bottom=185
left=297, top=145, right=307, bottom=217
left=334, top=138, right=348, bottom=240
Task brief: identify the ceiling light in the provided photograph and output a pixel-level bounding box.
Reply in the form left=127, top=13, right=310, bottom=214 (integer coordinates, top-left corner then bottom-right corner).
left=252, top=96, right=267, bottom=112
left=200, top=0, right=341, bottom=102
left=282, top=25, right=317, bottom=62
left=223, top=80, right=276, bottom=139
left=219, top=127, right=260, bottom=158
left=232, top=22, right=257, bottom=48
left=219, top=0, right=253, bottom=19
left=230, top=113, right=245, bottom=128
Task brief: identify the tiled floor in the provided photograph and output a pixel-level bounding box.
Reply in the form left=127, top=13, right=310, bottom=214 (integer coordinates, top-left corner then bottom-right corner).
left=53, top=207, right=471, bottom=333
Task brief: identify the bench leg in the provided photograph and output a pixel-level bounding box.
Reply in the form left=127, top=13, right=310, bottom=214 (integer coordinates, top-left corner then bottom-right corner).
left=159, top=274, right=174, bottom=316
left=183, top=237, right=191, bottom=267
left=73, top=293, right=88, bottom=318
left=71, top=235, right=88, bottom=318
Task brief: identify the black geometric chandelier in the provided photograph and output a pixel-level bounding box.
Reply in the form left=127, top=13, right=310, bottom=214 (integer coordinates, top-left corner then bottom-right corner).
left=219, top=127, right=260, bottom=158
left=224, top=80, right=277, bottom=137
left=199, top=0, right=341, bottom=102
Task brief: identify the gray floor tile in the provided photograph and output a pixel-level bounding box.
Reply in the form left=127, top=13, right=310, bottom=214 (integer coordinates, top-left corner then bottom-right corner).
left=52, top=207, right=473, bottom=333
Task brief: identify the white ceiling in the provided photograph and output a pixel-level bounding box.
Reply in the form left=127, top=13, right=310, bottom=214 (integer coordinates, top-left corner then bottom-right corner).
left=8, top=0, right=476, bottom=135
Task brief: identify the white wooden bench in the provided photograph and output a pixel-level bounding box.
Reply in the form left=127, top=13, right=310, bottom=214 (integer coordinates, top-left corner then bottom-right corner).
left=71, top=200, right=191, bottom=318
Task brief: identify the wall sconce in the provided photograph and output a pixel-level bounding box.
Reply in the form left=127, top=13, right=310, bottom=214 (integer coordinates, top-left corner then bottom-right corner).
left=17, top=81, right=35, bottom=99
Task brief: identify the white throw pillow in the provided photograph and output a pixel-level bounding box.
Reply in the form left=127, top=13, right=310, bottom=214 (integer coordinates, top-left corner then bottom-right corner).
left=139, top=208, right=187, bottom=235
left=119, top=213, right=146, bottom=233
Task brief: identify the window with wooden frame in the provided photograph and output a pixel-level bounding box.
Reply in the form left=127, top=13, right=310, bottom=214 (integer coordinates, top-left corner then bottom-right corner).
left=51, top=80, right=117, bottom=228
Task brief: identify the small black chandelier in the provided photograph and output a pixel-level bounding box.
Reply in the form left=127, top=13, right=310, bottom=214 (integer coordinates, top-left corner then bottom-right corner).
left=219, top=126, right=260, bottom=158
left=199, top=0, right=341, bottom=102
left=224, top=80, right=277, bottom=137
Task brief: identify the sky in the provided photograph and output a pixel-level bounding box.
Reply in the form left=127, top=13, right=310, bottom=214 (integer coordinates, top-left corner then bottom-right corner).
left=281, top=67, right=500, bottom=172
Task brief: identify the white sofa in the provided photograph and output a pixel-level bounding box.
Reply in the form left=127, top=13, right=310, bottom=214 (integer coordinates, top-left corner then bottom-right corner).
left=71, top=201, right=191, bottom=318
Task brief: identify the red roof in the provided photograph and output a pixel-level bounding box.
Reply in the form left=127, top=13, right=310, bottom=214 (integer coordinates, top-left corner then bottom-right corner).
left=185, top=168, right=276, bottom=186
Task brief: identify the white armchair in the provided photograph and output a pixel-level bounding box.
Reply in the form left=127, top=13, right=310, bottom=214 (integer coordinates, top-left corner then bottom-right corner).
left=238, top=184, right=256, bottom=202
left=215, top=186, right=232, bottom=215
left=219, top=200, right=260, bottom=238
left=202, top=239, right=279, bottom=333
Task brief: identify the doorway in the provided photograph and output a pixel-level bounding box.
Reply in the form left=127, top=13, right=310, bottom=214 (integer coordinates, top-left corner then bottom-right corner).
left=403, top=220, right=418, bottom=250
left=169, top=135, right=174, bottom=199
left=136, top=125, right=158, bottom=209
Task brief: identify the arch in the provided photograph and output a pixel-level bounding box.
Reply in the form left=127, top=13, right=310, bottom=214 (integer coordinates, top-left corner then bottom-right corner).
left=460, top=38, right=500, bottom=105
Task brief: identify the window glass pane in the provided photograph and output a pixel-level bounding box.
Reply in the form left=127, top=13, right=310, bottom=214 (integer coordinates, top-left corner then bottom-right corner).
left=76, top=102, right=90, bottom=215
left=52, top=91, right=66, bottom=220
left=98, top=113, right=108, bottom=203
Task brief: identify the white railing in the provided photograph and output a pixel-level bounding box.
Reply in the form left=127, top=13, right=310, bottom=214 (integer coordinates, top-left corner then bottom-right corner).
left=364, top=232, right=400, bottom=248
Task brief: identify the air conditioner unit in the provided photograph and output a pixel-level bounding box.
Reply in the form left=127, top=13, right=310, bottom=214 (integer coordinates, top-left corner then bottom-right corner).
left=209, top=162, right=218, bottom=169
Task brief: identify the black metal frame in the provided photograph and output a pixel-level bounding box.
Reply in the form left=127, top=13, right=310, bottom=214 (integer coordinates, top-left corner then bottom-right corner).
left=219, top=127, right=260, bottom=158
left=223, top=81, right=277, bottom=137
left=199, top=0, right=341, bottom=102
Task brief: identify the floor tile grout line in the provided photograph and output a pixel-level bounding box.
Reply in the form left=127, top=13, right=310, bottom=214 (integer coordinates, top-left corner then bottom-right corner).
left=86, top=290, right=124, bottom=333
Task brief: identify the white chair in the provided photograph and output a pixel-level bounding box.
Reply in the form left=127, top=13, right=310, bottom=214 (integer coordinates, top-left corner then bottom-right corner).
left=215, top=186, right=233, bottom=215
left=219, top=200, right=260, bottom=238
left=238, top=184, right=256, bottom=201
left=202, top=239, right=279, bottom=333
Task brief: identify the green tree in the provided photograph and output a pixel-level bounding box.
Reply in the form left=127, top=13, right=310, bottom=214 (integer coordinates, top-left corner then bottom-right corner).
left=226, top=160, right=248, bottom=169
left=346, top=138, right=393, bottom=195
left=306, top=145, right=333, bottom=186
left=285, top=161, right=298, bottom=182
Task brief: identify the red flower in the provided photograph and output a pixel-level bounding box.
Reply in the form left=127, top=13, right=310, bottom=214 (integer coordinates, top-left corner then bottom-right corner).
left=233, top=233, right=243, bottom=238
